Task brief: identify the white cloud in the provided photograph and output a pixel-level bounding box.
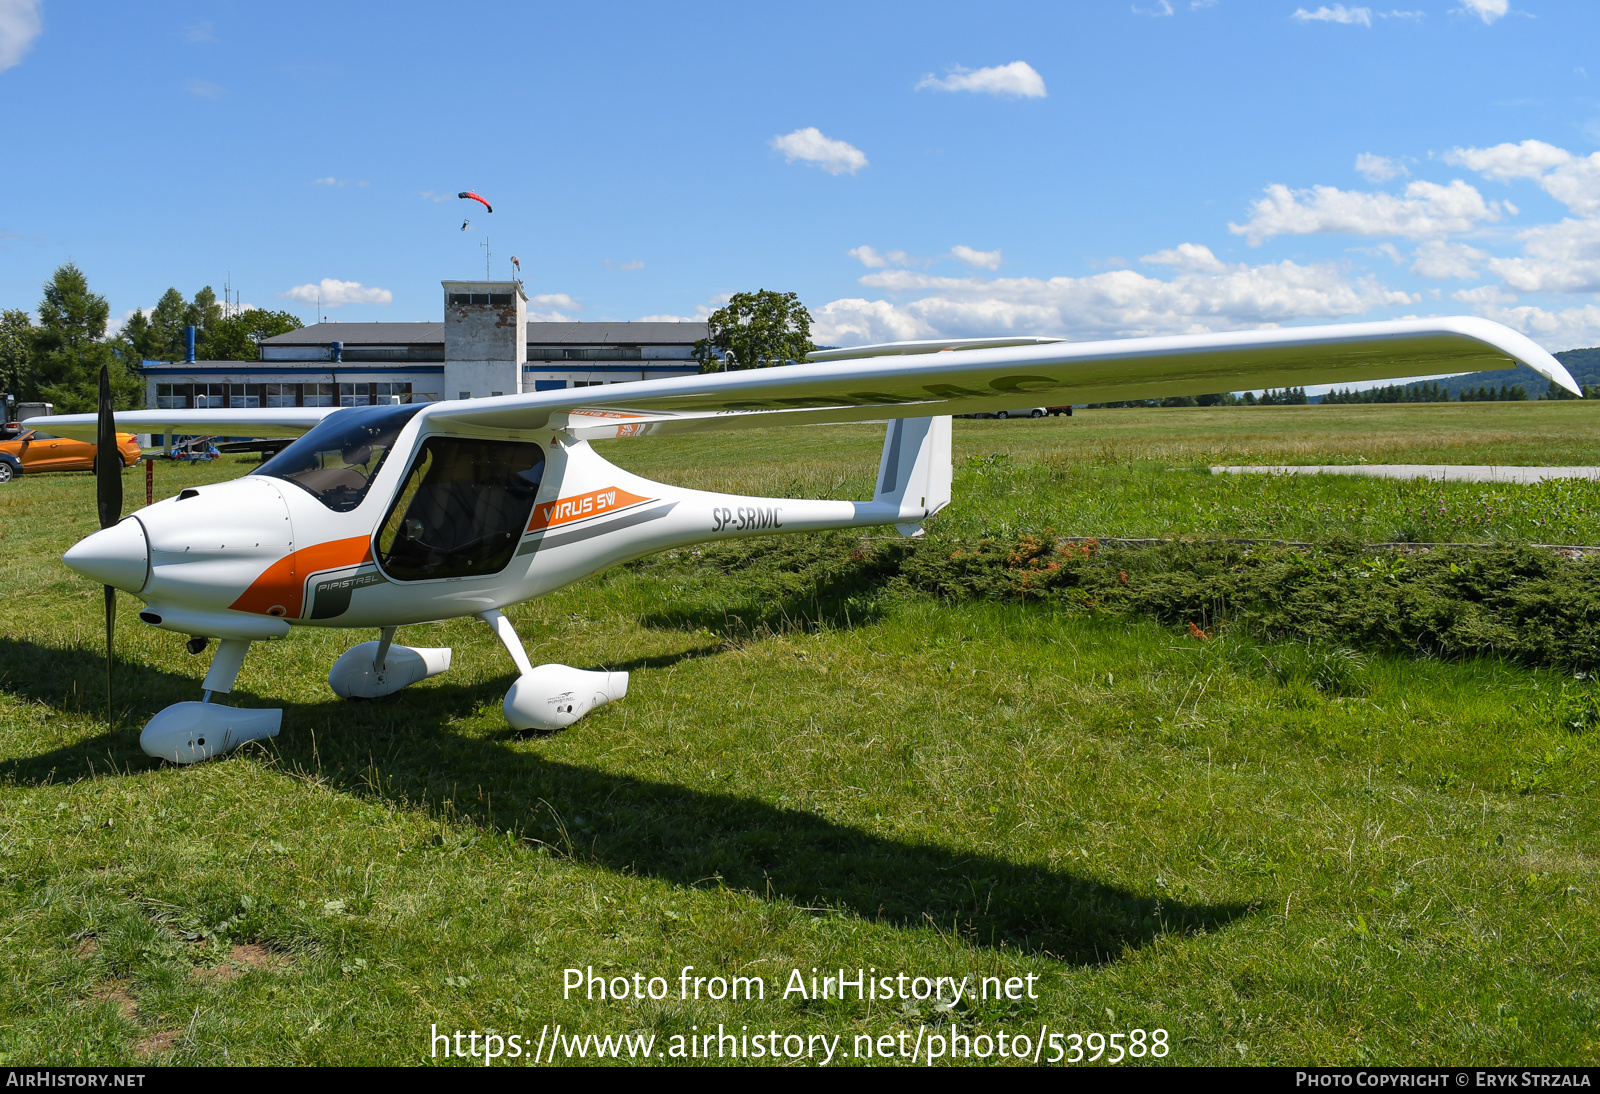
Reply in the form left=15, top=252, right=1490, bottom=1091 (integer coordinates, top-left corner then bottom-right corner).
left=637, top=301, right=722, bottom=323
left=313, top=177, right=345, bottom=187
left=1230, top=179, right=1501, bottom=244
left=183, top=21, right=215, bottom=43
left=848, top=245, right=926, bottom=268
left=185, top=78, right=224, bottom=99
left=950, top=244, right=1002, bottom=270
left=280, top=279, right=393, bottom=307
left=1380, top=9, right=1426, bottom=19
left=1141, top=242, right=1227, bottom=273
left=1132, top=1, right=1176, bottom=14
left=1486, top=218, right=1600, bottom=293
left=770, top=127, right=867, bottom=175
left=1456, top=0, right=1508, bottom=24
left=1355, top=153, right=1408, bottom=182
left=916, top=61, right=1047, bottom=99
left=1292, top=5, right=1373, bottom=26
left=605, top=259, right=645, bottom=271
left=812, top=260, right=1416, bottom=346
left=1410, top=240, right=1488, bottom=280
left=0, top=0, right=41, bottom=73
left=1445, top=139, right=1571, bottom=182
left=1452, top=285, right=1519, bottom=307
left=418, top=190, right=453, bottom=203
left=1446, top=140, right=1600, bottom=217
left=530, top=293, right=580, bottom=310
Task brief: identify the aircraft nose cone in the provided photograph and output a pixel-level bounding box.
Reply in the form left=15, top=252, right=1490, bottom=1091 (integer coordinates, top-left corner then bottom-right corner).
left=63, top=518, right=149, bottom=592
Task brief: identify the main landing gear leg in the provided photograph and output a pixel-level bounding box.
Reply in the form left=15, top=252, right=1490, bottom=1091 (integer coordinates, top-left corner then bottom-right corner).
left=327, top=627, right=451, bottom=699
left=477, top=608, right=628, bottom=732
left=141, top=638, right=282, bottom=764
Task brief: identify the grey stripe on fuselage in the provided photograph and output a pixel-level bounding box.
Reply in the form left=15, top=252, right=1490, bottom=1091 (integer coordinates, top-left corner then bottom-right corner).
left=515, top=502, right=679, bottom=559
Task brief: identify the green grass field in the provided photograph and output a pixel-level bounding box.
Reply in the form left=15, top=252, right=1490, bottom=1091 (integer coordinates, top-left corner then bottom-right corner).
left=2, top=404, right=1598, bottom=1066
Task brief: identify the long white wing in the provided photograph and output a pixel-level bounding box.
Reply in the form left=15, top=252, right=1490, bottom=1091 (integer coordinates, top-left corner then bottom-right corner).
left=31, top=316, right=1579, bottom=442
left=30, top=406, right=339, bottom=442
left=429, top=316, right=1580, bottom=439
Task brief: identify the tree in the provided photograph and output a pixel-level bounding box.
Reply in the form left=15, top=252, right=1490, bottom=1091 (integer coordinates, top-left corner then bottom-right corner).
left=30, top=263, right=140, bottom=412
left=694, top=290, right=814, bottom=373
left=142, top=287, right=189, bottom=361
left=0, top=309, right=32, bottom=400
left=186, top=285, right=222, bottom=332
left=198, top=308, right=304, bottom=360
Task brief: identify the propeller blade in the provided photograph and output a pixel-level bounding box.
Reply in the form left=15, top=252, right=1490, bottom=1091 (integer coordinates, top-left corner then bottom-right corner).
left=105, top=584, right=116, bottom=720
left=96, top=363, right=122, bottom=530
left=96, top=363, right=121, bottom=721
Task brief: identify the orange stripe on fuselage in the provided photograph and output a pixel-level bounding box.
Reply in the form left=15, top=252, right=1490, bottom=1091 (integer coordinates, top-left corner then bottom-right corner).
left=527, top=487, right=650, bottom=533
left=229, top=536, right=373, bottom=618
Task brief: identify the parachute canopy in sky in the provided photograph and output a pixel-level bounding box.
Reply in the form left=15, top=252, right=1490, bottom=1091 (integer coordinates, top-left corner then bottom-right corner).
left=458, top=191, right=493, bottom=213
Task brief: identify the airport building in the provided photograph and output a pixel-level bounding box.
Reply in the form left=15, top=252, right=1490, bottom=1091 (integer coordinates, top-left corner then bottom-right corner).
left=140, top=280, right=706, bottom=409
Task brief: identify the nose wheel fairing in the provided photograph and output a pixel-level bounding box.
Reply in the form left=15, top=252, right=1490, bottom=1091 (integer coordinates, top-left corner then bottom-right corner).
left=140, top=636, right=282, bottom=764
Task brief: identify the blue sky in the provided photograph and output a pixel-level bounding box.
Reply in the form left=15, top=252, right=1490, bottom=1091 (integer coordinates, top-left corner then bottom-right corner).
left=5, top=0, right=1600, bottom=352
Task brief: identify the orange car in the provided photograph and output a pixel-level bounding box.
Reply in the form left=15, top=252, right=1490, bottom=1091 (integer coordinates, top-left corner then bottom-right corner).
left=0, top=423, right=142, bottom=484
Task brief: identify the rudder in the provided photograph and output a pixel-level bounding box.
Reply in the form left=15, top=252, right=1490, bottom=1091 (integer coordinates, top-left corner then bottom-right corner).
left=873, top=415, right=952, bottom=537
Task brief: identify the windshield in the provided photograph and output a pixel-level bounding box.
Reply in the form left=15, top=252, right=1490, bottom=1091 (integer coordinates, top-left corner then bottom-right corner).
left=253, top=403, right=422, bottom=512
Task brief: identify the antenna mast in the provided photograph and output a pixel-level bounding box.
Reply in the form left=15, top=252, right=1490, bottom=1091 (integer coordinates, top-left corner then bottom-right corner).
left=481, top=237, right=491, bottom=280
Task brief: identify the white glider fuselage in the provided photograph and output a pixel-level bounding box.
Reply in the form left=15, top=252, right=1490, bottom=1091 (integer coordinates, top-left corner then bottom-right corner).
left=74, top=404, right=946, bottom=641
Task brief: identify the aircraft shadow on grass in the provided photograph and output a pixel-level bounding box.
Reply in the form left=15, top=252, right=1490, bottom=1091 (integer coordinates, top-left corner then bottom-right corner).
left=0, top=636, right=1250, bottom=963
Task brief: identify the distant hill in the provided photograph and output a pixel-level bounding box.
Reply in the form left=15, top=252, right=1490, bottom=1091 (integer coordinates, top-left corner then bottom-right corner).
left=1432, top=346, right=1600, bottom=398
left=1311, top=346, right=1600, bottom=402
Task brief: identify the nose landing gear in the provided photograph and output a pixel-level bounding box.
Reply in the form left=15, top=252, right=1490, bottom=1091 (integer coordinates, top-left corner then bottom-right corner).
left=140, top=638, right=281, bottom=764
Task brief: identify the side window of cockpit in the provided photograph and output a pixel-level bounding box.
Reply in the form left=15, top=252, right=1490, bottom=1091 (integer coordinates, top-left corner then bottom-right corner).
left=376, top=437, right=546, bottom=582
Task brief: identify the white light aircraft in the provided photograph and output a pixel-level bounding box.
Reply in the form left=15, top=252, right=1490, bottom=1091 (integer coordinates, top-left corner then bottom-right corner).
left=38, top=317, right=1579, bottom=763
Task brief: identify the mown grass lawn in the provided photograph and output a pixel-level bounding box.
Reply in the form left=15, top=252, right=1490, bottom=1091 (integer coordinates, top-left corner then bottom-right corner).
left=2, top=405, right=1598, bottom=1066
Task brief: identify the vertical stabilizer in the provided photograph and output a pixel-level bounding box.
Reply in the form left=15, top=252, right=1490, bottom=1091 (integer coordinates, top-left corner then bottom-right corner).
left=873, top=415, right=952, bottom=537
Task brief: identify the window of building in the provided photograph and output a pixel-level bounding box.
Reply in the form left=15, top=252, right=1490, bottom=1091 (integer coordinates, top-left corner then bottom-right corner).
left=458, top=391, right=471, bottom=400
left=375, top=436, right=546, bottom=582
left=229, top=383, right=260, bottom=408
left=339, top=382, right=371, bottom=408
left=573, top=380, right=604, bottom=387
left=155, top=384, right=187, bottom=409
left=372, top=382, right=412, bottom=404
left=253, top=403, right=423, bottom=513
left=527, top=347, right=643, bottom=361
left=304, top=383, right=336, bottom=407
left=264, top=383, right=297, bottom=408
left=194, top=383, right=227, bottom=408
